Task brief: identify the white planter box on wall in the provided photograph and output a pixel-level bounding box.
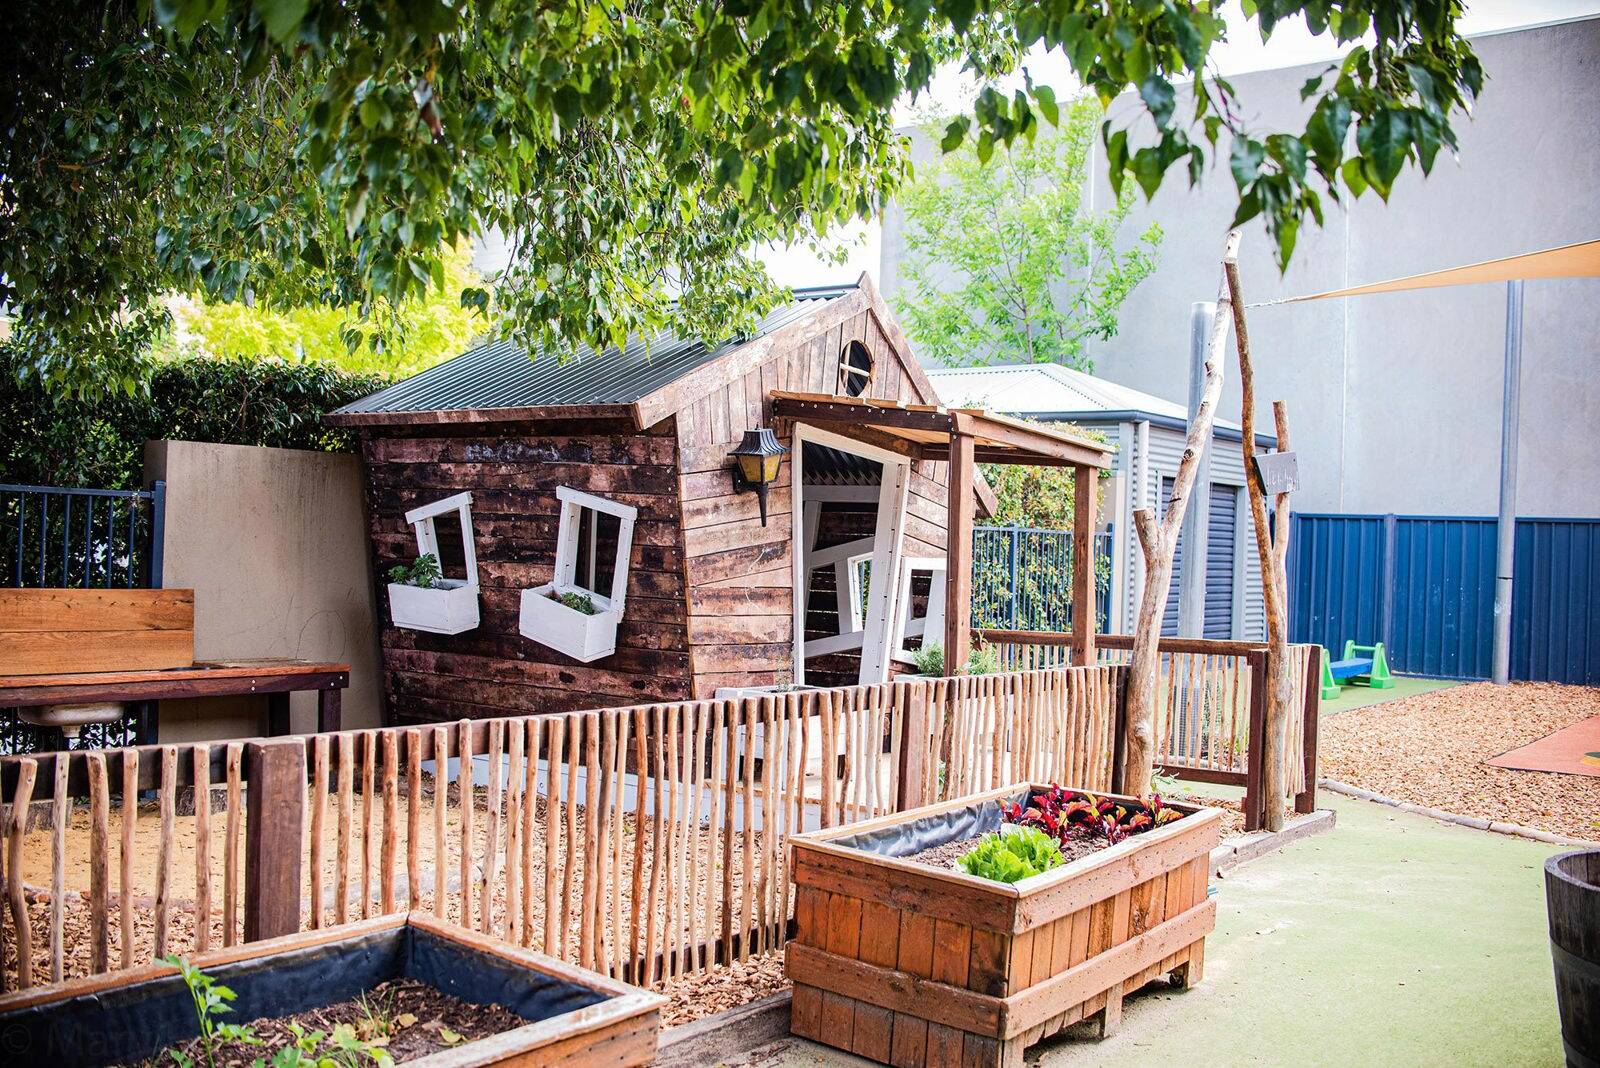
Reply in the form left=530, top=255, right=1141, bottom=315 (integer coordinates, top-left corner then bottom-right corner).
left=388, top=578, right=479, bottom=635
left=519, top=583, right=623, bottom=662
left=387, top=491, right=480, bottom=635
left=519, top=486, right=637, bottom=663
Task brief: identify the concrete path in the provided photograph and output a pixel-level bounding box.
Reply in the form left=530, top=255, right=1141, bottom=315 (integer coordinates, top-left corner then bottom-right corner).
left=748, top=792, right=1567, bottom=1067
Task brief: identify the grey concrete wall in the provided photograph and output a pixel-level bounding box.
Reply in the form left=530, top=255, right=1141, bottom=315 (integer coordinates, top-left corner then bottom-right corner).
left=881, top=17, right=1600, bottom=516
left=144, top=440, right=383, bottom=741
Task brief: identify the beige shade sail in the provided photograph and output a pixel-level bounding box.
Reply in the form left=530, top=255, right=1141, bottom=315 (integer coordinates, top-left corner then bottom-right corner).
left=1284, top=238, right=1600, bottom=302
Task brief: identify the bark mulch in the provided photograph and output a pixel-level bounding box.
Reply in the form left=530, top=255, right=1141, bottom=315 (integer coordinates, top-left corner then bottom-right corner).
left=1320, top=681, right=1600, bottom=841
left=659, top=950, right=789, bottom=1027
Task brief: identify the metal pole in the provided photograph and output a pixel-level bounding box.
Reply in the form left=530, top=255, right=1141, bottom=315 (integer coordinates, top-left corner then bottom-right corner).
left=1177, top=301, right=1213, bottom=637
left=1492, top=280, right=1523, bottom=685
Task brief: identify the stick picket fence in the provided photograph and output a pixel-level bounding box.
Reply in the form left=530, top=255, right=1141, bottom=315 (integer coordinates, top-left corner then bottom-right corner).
left=0, top=664, right=1128, bottom=995
left=979, top=631, right=1321, bottom=827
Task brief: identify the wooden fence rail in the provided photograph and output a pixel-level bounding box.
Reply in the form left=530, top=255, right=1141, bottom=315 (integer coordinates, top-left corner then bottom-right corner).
left=977, top=630, right=1320, bottom=829
left=0, top=664, right=1127, bottom=994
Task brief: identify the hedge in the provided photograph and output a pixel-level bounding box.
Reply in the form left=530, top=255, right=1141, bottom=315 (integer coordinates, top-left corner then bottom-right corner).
left=0, top=348, right=387, bottom=489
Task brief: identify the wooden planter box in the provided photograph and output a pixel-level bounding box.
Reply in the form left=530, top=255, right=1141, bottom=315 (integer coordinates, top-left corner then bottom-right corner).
left=389, top=579, right=480, bottom=634
left=0, top=913, right=664, bottom=1068
left=786, top=784, right=1222, bottom=1068
left=519, top=582, right=621, bottom=662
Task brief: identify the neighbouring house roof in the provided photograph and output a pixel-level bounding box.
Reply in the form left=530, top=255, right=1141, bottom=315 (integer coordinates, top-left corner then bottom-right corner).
left=327, top=283, right=859, bottom=427
left=924, top=363, right=1276, bottom=447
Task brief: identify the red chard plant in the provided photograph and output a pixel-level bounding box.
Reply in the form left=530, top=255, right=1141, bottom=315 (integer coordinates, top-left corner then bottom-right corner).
left=1001, top=786, right=1182, bottom=848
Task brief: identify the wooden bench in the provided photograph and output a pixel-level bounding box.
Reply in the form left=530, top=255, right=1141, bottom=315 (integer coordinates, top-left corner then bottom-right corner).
left=0, top=589, right=348, bottom=742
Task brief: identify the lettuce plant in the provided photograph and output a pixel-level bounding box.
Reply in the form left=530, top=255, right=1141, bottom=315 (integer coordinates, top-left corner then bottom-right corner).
left=956, top=827, right=1063, bottom=884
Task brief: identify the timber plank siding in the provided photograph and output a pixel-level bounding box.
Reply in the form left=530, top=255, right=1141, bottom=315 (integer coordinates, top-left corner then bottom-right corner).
left=351, top=279, right=960, bottom=719
left=362, top=421, right=696, bottom=724
left=674, top=301, right=952, bottom=697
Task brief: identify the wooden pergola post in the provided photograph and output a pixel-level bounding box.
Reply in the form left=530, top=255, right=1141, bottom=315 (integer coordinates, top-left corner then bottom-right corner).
left=944, top=429, right=976, bottom=674
left=1070, top=464, right=1097, bottom=665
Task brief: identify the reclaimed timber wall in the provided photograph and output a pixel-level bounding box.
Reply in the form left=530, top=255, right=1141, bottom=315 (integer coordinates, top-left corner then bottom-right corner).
left=675, top=298, right=951, bottom=697
left=360, top=419, right=694, bottom=723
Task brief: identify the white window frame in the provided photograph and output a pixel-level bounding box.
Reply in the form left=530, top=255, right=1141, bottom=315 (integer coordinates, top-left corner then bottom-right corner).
left=553, top=486, right=637, bottom=614
left=889, top=556, right=948, bottom=666
left=403, top=491, right=479, bottom=589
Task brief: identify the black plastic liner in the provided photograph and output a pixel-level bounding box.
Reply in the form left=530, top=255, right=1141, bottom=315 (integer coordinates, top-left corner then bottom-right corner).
left=830, top=789, right=1033, bottom=859
left=0, top=924, right=610, bottom=1067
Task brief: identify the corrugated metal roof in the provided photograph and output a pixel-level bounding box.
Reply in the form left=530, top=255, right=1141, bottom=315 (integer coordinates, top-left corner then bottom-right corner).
left=333, top=284, right=856, bottom=416
left=925, top=362, right=1254, bottom=437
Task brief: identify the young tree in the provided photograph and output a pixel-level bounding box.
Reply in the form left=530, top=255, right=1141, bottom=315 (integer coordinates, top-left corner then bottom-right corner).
left=3, top=1, right=1484, bottom=394
left=1123, top=230, right=1238, bottom=796
left=894, top=96, right=1161, bottom=370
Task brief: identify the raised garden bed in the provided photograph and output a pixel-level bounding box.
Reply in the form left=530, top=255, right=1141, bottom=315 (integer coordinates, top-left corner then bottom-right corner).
left=0, top=912, right=664, bottom=1067
left=786, top=783, right=1221, bottom=1067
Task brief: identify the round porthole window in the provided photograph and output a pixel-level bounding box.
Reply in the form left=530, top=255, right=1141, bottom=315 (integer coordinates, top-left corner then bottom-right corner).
left=838, top=339, right=873, bottom=397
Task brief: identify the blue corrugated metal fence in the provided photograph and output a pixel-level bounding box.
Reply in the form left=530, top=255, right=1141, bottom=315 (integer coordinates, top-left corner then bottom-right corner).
left=1288, top=513, right=1599, bottom=685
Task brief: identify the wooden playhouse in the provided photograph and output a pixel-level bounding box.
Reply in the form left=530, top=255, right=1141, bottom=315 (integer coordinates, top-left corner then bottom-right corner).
left=325, top=276, right=1111, bottom=725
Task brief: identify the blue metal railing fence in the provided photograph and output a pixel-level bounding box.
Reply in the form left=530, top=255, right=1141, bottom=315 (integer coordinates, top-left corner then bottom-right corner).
left=972, top=525, right=1113, bottom=634
left=0, top=482, right=166, bottom=590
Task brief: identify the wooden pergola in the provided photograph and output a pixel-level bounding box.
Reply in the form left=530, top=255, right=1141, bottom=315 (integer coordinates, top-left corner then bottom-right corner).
left=770, top=391, right=1115, bottom=671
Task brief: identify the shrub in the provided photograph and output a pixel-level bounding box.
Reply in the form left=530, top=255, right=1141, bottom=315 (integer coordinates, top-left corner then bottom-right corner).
left=909, top=641, right=999, bottom=678
left=956, top=827, right=1064, bottom=884
left=0, top=346, right=387, bottom=489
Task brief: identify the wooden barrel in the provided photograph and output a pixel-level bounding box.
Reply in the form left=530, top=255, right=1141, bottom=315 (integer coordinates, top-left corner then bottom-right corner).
left=1546, top=850, right=1600, bottom=1067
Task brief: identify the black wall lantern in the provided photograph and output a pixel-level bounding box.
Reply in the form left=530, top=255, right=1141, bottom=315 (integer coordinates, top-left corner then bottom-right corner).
left=730, top=426, right=788, bottom=526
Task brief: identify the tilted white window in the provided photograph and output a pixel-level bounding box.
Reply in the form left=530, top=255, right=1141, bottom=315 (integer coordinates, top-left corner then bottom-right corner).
left=387, top=491, right=480, bottom=634
left=519, top=487, right=638, bottom=662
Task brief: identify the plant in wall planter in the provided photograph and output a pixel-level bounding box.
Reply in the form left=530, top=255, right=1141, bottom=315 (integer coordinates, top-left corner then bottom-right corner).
left=386, top=492, right=480, bottom=635
left=520, top=486, right=637, bottom=663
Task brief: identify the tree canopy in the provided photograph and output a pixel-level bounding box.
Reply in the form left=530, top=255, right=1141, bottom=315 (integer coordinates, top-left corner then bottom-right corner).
left=170, top=243, right=483, bottom=377
left=2, top=1, right=1481, bottom=394
left=894, top=95, right=1161, bottom=369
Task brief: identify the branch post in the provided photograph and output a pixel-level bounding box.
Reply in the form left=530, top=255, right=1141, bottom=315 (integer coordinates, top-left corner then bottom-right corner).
left=1226, top=250, right=1297, bottom=832
left=1122, top=229, right=1240, bottom=795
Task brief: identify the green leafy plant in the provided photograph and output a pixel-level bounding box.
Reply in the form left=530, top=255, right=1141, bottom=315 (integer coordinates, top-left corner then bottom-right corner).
left=966, top=642, right=1001, bottom=676
left=266, top=1021, right=394, bottom=1068
left=164, top=954, right=258, bottom=1068
left=911, top=642, right=999, bottom=678
left=0, top=346, right=385, bottom=490
left=553, top=590, right=599, bottom=616
left=957, top=827, right=1064, bottom=884
left=387, top=554, right=441, bottom=589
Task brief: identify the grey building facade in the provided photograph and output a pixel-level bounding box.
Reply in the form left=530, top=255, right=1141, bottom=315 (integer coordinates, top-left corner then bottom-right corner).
left=881, top=17, right=1600, bottom=518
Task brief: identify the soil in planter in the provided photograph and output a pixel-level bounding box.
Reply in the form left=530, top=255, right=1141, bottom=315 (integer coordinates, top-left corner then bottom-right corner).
left=903, top=832, right=1109, bottom=871
left=128, top=977, right=525, bottom=1068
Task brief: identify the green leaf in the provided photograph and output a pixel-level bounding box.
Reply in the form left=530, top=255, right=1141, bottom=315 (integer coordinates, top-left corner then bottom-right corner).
left=254, top=0, right=310, bottom=44
left=1138, top=76, right=1175, bottom=127
left=1032, top=84, right=1059, bottom=127
left=1229, top=136, right=1265, bottom=191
